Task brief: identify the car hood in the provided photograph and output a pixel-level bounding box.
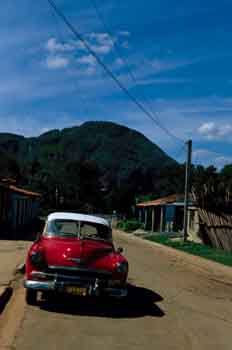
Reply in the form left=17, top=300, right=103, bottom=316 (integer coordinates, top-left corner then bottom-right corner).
left=41, top=236, right=115, bottom=271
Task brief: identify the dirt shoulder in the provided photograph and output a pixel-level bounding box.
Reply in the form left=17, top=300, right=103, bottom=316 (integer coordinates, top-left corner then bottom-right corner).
left=0, top=241, right=30, bottom=288
left=0, top=240, right=30, bottom=313
left=114, top=229, right=232, bottom=286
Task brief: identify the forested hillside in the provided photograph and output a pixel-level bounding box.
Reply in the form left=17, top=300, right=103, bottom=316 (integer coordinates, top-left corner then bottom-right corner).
left=2, top=121, right=230, bottom=215
left=0, top=121, right=181, bottom=213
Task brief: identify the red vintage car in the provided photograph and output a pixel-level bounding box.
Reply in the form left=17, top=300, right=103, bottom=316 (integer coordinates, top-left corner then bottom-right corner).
left=24, top=212, right=128, bottom=305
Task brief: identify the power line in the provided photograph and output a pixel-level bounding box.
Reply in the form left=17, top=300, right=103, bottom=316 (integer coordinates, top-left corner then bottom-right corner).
left=46, top=0, right=184, bottom=143
left=88, top=0, right=172, bottom=141
left=49, top=4, right=66, bottom=45
left=88, top=0, right=136, bottom=83
left=173, top=143, right=187, bottom=162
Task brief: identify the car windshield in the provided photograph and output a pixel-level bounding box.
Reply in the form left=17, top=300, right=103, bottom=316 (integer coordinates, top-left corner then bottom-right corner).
left=44, top=219, right=112, bottom=241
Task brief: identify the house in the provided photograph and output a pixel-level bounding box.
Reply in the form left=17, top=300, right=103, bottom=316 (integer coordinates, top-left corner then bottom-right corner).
left=0, top=180, right=10, bottom=231
left=8, top=185, right=41, bottom=231
left=136, top=194, right=202, bottom=243
left=0, top=178, right=41, bottom=236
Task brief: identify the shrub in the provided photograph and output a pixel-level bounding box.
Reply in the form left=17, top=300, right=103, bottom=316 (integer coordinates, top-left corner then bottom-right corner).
left=117, top=219, right=142, bottom=232
left=116, top=220, right=124, bottom=229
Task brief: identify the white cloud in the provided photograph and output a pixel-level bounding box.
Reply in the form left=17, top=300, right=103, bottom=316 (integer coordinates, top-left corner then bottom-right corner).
left=150, top=58, right=196, bottom=74
left=118, top=55, right=202, bottom=83
left=87, top=32, right=115, bottom=54
left=193, top=149, right=214, bottom=159
left=43, top=30, right=130, bottom=75
left=76, top=55, right=97, bottom=75
left=46, top=38, right=75, bottom=53
left=43, top=31, right=130, bottom=74
left=89, top=33, right=111, bottom=43
left=46, top=55, right=70, bottom=69
left=42, top=32, right=114, bottom=56
left=91, top=44, right=113, bottom=55
left=193, top=149, right=232, bottom=168
left=77, top=55, right=96, bottom=66
left=132, top=77, right=192, bottom=86
left=46, top=37, right=86, bottom=52
left=198, top=122, right=232, bottom=140
left=214, top=156, right=232, bottom=168
left=77, top=55, right=97, bottom=76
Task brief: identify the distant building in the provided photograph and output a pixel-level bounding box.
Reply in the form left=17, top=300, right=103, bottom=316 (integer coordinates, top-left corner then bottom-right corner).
left=0, top=180, right=10, bottom=231
left=0, top=178, right=41, bottom=236
left=8, top=185, right=41, bottom=230
left=136, top=193, right=202, bottom=243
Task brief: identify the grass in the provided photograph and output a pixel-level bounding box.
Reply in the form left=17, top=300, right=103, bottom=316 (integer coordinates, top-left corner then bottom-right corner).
left=117, top=219, right=142, bottom=233
left=145, top=234, right=232, bottom=267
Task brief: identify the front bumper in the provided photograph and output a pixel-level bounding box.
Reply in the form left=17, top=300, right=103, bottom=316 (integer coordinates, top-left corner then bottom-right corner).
left=24, top=271, right=127, bottom=298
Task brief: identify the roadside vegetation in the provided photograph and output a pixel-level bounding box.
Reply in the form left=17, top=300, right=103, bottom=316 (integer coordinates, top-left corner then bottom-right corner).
left=117, top=219, right=142, bottom=232
left=145, top=234, right=232, bottom=267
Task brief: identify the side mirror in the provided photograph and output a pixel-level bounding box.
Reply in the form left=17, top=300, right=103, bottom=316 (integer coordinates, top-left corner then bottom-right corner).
left=117, top=247, right=123, bottom=254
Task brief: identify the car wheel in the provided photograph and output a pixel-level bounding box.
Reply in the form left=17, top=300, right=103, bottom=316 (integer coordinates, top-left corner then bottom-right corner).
left=25, top=289, right=37, bottom=306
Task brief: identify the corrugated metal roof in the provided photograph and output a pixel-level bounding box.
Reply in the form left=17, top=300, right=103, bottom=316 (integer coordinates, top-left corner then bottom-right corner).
left=136, top=193, right=185, bottom=207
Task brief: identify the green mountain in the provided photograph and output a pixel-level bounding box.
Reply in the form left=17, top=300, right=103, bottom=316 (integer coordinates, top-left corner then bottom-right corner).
left=0, top=121, right=178, bottom=213
left=0, top=121, right=175, bottom=176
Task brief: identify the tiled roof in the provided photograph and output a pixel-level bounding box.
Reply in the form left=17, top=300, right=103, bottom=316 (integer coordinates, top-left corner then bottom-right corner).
left=9, top=185, right=41, bottom=198
left=136, top=193, right=185, bottom=207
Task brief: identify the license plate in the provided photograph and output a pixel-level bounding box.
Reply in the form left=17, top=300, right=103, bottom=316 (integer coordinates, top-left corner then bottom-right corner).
left=65, top=287, right=87, bottom=296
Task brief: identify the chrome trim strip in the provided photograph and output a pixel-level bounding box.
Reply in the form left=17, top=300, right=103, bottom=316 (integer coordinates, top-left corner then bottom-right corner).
left=48, top=265, right=112, bottom=276
left=24, top=279, right=91, bottom=291
left=24, top=280, right=56, bottom=291
left=31, top=271, right=96, bottom=281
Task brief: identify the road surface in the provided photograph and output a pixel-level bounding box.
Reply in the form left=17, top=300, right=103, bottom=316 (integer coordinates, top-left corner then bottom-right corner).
left=1, top=230, right=232, bottom=350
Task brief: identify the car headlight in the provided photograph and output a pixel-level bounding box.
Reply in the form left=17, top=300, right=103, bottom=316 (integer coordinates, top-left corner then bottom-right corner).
left=29, top=251, right=46, bottom=269
left=115, top=261, right=128, bottom=274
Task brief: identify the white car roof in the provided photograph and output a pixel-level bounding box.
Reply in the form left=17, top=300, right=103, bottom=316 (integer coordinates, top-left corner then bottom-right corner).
left=47, top=212, right=110, bottom=227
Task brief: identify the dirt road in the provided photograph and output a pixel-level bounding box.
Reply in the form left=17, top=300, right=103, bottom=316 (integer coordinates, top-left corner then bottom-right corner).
left=1, top=230, right=232, bottom=350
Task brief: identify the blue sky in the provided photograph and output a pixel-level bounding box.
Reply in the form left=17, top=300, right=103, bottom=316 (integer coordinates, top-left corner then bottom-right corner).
left=1, top=0, right=232, bottom=168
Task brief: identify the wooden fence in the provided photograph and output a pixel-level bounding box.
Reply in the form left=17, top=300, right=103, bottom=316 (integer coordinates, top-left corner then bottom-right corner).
left=198, top=208, right=232, bottom=252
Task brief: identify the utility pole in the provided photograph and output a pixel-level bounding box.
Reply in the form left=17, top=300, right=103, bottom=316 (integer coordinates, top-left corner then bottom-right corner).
left=183, top=139, right=192, bottom=242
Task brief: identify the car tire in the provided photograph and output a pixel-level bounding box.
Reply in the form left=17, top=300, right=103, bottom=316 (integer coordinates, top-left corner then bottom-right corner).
left=25, top=289, right=37, bottom=306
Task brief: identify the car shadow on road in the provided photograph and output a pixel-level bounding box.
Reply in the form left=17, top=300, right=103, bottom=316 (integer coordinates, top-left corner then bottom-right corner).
left=39, top=284, right=165, bottom=319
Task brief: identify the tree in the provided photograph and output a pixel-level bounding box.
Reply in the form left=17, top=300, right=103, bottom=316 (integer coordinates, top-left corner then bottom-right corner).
left=191, top=164, right=232, bottom=213
left=0, top=150, right=21, bottom=180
